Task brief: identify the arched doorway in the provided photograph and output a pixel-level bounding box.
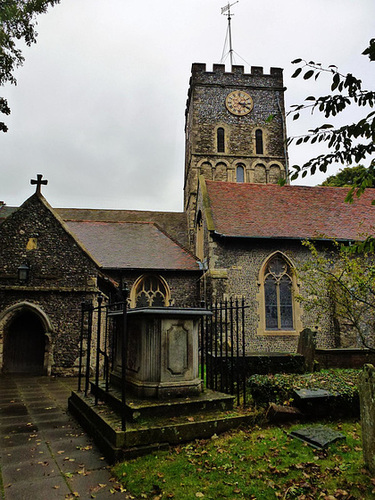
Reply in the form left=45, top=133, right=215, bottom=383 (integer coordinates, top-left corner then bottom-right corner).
left=3, top=310, right=46, bottom=374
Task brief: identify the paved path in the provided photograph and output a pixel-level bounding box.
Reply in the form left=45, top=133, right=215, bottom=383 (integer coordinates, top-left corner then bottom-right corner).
left=0, top=376, right=130, bottom=499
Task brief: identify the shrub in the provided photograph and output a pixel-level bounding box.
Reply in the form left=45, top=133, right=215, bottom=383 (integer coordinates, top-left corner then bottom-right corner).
left=248, top=369, right=359, bottom=415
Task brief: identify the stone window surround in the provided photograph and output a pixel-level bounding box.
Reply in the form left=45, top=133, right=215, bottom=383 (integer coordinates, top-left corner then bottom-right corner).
left=130, top=274, right=171, bottom=308
left=256, top=251, right=302, bottom=337
left=255, top=128, right=265, bottom=155
left=214, top=124, right=229, bottom=155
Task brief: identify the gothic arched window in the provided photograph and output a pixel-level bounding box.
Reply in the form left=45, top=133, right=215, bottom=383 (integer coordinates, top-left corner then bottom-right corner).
left=264, top=255, right=294, bottom=330
left=132, top=275, right=170, bottom=308
left=217, top=128, right=225, bottom=153
left=255, top=129, right=264, bottom=155
left=236, top=165, right=245, bottom=183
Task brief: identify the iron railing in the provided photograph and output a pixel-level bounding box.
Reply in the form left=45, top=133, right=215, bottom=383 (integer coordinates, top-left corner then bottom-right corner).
left=201, top=298, right=250, bottom=405
left=77, top=287, right=128, bottom=430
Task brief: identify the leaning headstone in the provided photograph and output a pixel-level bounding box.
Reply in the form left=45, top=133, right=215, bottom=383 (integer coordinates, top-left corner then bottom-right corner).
left=359, top=364, right=375, bottom=475
left=290, top=425, right=345, bottom=449
left=266, top=403, right=302, bottom=423
left=297, top=328, right=316, bottom=372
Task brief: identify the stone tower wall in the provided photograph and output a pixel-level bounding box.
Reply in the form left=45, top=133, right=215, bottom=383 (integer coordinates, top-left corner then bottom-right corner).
left=184, top=63, right=288, bottom=247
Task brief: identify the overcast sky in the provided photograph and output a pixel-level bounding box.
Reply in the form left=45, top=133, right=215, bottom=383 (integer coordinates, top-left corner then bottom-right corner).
left=1, top=0, right=374, bottom=210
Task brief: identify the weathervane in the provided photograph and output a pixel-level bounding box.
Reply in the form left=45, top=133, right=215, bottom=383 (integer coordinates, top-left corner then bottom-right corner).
left=221, top=1, right=239, bottom=68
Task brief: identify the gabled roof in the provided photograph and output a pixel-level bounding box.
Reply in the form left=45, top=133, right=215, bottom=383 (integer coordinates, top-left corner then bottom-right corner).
left=57, top=208, right=189, bottom=248
left=203, top=180, right=375, bottom=241
left=65, top=220, right=200, bottom=271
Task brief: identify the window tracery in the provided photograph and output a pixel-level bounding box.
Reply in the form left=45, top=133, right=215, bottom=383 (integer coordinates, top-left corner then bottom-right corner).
left=264, top=256, right=293, bottom=330
left=132, top=275, right=170, bottom=308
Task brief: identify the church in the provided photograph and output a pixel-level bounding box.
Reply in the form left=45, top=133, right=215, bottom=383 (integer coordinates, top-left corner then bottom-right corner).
left=1, top=62, right=375, bottom=375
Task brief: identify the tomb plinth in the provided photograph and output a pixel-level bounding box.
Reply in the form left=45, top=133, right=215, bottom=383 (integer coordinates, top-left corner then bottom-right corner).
left=112, top=307, right=211, bottom=399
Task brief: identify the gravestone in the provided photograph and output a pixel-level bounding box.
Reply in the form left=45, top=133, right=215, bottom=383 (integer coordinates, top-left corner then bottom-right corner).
left=290, top=425, right=345, bottom=449
left=266, top=403, right=302, bottom=423
left=297, top=328, right=316, bottom=372
left=359, top=364, right=375, bottom=474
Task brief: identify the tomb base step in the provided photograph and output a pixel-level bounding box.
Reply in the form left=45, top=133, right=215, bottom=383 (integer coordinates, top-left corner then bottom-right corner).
left=90, top=381, right=235, bottom=422
left=68, top=389, right=261, bottom=463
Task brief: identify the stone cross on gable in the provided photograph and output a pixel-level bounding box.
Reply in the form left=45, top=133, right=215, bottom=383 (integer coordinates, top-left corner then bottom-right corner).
left=31, top=174, right=48, bottom=194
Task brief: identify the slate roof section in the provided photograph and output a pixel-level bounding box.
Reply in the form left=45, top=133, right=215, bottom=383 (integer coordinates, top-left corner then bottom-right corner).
left=0, top=205, right=18, bottom=224
left=57, top=208, right=189, bottom=248
left=204, top=181, right=375, bottom=241
left=66, top=220, right=200, bottom=271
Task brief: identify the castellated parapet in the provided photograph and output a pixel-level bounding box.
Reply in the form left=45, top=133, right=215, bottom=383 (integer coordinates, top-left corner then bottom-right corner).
left=185, top=63, right=285, bottom=120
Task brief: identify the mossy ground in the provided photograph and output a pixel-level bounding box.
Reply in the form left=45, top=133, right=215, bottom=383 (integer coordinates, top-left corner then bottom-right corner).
left=113, top=420, right=374, bottom=499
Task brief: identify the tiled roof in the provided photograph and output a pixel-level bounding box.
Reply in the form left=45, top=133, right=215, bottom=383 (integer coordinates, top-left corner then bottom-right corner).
left=204, top=181, right=375, bottom=240
left=0, top=205, right=18, bottom=224
left=66, top=220, right=200, bottom=271
left=57, top=208, right=189, bottom=248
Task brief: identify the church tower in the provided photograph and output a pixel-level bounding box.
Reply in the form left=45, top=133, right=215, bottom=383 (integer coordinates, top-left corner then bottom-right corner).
left=184, top=63, right=289, bottom=236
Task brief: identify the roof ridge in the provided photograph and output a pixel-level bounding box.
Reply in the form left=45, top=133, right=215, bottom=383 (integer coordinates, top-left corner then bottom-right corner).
left=66, top=219, right=155, bottom=225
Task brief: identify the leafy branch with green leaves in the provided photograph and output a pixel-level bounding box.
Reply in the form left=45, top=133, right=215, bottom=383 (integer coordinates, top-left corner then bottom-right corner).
left=298, top=240, right=375, bottom=351
left=0, top=0, right=60, bottom=132
left=286, top=39, right=375, bottom=204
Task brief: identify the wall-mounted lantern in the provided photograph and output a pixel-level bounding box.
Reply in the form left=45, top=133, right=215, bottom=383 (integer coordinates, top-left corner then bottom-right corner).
left=18, top=263, right=30, bottom=282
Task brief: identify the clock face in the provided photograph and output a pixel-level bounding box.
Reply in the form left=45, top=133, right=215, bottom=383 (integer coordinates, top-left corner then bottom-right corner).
left=225, top=90, right=253, bottom=116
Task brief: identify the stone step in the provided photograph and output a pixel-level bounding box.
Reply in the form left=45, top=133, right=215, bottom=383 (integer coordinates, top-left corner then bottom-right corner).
left=90, top=381, right=235, bottom=422
left=68, top=390, right=261, bottom=463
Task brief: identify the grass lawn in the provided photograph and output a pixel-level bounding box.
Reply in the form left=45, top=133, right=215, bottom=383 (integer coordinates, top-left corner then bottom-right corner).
left=113, top=420, right=375, bottom=499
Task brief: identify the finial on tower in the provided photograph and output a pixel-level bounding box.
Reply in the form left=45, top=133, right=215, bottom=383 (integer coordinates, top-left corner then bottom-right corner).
left=31, top=174, right=48, bottom=195
left=221, top=1, right=239, bottom=68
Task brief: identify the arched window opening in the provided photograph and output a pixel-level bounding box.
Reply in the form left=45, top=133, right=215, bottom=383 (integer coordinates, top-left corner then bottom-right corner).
left=255, top=129, right=264, bottom=155
left=264, top=255, right=294, bottom=330
left=236, top=165, right=245, bottom=183
left=269, top=164, right=282, bottom=184
left=217, top=128, right=225, bottom=153
left=134, top=275, right=170, bottom=307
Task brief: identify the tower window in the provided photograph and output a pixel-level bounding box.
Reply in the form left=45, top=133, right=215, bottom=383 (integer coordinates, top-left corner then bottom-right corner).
left=217, top=128, right=225, bottom=153
left=236, top=165, right=245, bottom=183
left=255, top=129, right=264, bottom=155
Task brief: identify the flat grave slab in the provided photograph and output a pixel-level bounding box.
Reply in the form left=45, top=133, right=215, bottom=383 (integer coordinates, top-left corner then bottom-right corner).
left=293, top=389, right=336, bottom=417
left=294, top=389, right=333, bottom=399
left=290, top=425, right=345, bottom=449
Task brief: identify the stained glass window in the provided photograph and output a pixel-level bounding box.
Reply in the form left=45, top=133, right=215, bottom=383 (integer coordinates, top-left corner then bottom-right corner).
left=264, top=256, right=294, bottom=330
left=135, top=275, right=169, bottom=307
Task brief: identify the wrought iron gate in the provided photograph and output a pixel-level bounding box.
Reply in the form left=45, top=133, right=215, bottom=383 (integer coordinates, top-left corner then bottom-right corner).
left=200, top=298, right=250, bottom=405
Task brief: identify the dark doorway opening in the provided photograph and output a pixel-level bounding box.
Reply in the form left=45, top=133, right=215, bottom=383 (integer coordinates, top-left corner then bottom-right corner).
left=3, top=311, right=46, bottom=374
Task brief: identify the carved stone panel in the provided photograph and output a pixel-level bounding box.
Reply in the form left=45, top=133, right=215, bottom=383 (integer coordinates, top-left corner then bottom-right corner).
left=167, top=324, right=189, bottom=376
